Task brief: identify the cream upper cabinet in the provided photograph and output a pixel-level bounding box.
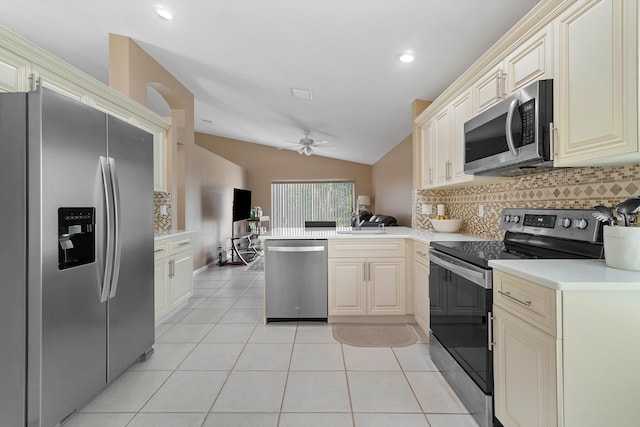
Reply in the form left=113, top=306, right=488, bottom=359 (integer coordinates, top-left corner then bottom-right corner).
left=473, top=23, right=553, bottom=113
left=473, top=63, right=505, bottom=113
left=0, top=49, right=30, bottom=93
left=433, top=107, right=450, bottom=185
left=504, top=23, right=553, bottom=93
left=420, top=119, right=434, bottom=188
left=418, top=89, right=487, bottom=189
left=553, top=0, right=639, bottom=166
left=0, top=28, right=170, bottom=192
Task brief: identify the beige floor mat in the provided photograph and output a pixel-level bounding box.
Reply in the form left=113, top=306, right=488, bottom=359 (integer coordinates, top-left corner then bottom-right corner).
left=332, top=323, right=418, bottom=347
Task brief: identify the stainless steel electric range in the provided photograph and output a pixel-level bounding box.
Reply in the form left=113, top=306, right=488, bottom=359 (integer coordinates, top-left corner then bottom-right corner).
left=428, top=208, right=604, bottom=427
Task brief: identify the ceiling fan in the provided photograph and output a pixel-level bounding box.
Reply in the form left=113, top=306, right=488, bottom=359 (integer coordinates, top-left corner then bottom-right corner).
left=279, top=130, right=336, bottom=156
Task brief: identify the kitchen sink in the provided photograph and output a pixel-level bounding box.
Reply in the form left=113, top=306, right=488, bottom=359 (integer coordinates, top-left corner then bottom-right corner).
left=336, top=229, right=387, bottom=235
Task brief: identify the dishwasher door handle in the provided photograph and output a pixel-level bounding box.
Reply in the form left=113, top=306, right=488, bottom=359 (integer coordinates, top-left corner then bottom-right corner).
left=268, top=246, right=326, bottom=253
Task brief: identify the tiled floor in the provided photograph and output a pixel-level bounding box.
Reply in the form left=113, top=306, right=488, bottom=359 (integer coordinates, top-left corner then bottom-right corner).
left=65, top=264, right=479, bottom=427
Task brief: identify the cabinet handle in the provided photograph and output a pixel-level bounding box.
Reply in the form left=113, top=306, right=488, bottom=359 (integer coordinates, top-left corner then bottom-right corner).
left=429, top=167, right=433, bottom=184
left=169, top=259, right=175, bottom=278
left=501, top=71, right=507, bottom=98
left=154, top=248, right=164, bottom=253
left=498, top=290, right=531, bottom=307
left=445, top=161, right=451, bottom=181
left=488, top=311, right=494, bottom=351
left=177, top=239, right=190, bottom=246
left=550, top=121, right=557, bottom=158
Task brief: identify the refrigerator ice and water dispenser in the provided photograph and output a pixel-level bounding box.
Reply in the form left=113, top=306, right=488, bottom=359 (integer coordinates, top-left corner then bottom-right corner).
left=58, top=207, right=95, bottom=269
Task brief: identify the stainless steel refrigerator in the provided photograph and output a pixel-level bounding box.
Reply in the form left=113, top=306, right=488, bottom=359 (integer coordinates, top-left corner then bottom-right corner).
left=0, top=87, right=155, bottom=427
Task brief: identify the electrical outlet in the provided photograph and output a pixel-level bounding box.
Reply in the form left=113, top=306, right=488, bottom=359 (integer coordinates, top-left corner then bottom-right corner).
left=478, top=203, right=485, bottom=218
left=159, top=205, right=168, bottom=216
left=421, top=204, right=432, bottom=215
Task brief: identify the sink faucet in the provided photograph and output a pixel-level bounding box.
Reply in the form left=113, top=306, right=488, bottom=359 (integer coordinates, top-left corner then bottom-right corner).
left=352, top=211, right=361, bottom=230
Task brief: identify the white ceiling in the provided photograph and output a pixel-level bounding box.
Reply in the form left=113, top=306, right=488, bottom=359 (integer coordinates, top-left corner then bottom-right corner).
left=0, top=0, right=538, bottom=164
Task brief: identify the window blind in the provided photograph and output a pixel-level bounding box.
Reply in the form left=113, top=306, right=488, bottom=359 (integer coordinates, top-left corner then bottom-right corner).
left=271, top=181, right=355, bottom=228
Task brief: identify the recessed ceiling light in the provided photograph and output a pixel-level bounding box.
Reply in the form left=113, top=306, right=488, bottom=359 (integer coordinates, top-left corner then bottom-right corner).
left=397, top=51, right=415, bottom=63
left=156, top=8, right=173, bottom=20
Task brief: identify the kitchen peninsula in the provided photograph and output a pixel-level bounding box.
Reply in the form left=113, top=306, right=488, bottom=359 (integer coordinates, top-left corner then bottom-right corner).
left=261, top=226, right=481, bottom=328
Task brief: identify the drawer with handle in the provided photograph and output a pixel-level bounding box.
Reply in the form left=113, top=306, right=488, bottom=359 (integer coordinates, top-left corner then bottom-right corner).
left=414, top=241, right=430, bottom=264
left=153, top=240, right=170, bottom=257
left=493, top=270, right=559, bottom=338
left=170, top=236, right=193, bottom=253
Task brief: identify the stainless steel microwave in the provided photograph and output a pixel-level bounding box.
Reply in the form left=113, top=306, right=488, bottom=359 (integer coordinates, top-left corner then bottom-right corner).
left=463, top=79, right=553, bottom=176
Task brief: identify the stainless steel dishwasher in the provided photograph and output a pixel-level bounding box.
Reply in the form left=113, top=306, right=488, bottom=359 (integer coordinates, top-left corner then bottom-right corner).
left=265, top=239, right=328, bottom=322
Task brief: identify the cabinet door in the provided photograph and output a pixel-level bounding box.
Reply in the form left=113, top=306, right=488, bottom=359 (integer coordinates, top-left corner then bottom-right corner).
left=154, top=258, right=170, bottom=321
left=473, top=63, right=504, bottom=112
left=554, top=0, right=638, bottom=165
left=449, top=89, right=473, bottom=181
left=169, top=251, right=193, bottom=309
left=433, top=107, right=450, bottom=185
left=505, top=23, right=553, bottom=93
left=413, top=260, right=430, bottom=333
left=368, top=259, right=405, bottom=315
left=494, top=306, right=558, bottom=427
left=420, top=120, right=435, bottom=188
left=328, top=258, right=366, bottom=315
left=0, top=49, right=30, bottom=92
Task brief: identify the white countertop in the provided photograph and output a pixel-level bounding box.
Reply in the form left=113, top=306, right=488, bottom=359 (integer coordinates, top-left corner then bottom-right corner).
left=154, top=230, right=194, bottom=240
left=259, top=226, right=484, bottom=245
left=489, top=259, right=640, bottom=291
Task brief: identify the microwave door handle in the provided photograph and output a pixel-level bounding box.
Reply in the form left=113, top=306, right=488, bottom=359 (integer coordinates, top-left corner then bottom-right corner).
left=505, top=98, right=520, bottom=157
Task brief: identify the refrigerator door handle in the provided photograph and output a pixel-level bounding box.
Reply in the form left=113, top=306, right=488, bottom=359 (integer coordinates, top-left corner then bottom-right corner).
left=108, top=157, right=122, bottom=299
left=99, top=156, right=114, bottom=303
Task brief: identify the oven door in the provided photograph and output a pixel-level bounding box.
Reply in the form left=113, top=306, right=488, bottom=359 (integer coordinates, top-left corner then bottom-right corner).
left=429, top=249, right=493, bottom=393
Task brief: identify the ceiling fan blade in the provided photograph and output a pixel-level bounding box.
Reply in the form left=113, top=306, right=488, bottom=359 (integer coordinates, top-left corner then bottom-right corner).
left=313, top=145, right=336, bottom=150
left=278, top=144, right=302, bottom=150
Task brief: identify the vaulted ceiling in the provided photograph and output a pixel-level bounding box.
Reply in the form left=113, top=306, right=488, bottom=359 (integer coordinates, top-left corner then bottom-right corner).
left=0, top=0, right=538, bottom=164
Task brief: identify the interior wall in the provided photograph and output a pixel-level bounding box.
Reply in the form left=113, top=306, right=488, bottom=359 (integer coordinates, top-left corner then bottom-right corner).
left=195, top=133, right=373, bottom=219
left=372, top=134, right=413, bottom=226
left=187, top=145, right=246, bottom=267
left=109, top=34, right=243, bottom=270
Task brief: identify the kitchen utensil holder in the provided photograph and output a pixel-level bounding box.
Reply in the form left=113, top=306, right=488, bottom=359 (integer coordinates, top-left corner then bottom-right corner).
left=603, top=225, right=640, bottom=271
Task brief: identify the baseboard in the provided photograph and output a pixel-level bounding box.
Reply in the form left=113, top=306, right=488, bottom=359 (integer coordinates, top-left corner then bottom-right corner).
left=328, top=314, right=415, bottom=324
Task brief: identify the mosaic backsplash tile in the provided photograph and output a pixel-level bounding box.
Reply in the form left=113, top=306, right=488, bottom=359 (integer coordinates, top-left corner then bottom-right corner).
left=416, top=164, right=640, bottom=240
left=154, top=191, right=172, bottom=231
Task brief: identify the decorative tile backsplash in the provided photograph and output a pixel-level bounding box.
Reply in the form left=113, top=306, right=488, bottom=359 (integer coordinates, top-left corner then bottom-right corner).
left=416, top=164, right=640, bottom=239
left=154, top=191, right=172, bottom=231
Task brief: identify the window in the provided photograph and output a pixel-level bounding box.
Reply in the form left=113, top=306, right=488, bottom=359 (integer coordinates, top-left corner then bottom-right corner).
left=271, top=181, right=355, bottom=228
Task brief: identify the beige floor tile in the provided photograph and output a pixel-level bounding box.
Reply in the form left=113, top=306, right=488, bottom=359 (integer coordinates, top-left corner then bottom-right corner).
left=343, top=345, right=401, bottom=371
left=141, top=371, right=228, bottom=412
left=211, top=371, right=287, bottom=413
left=282, top=371, right=350, bottom=412
left=347, top=371, right=421, bottom=413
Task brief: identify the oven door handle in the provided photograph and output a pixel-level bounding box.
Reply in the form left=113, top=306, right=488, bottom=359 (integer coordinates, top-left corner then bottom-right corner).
left=429, top=250, right=490, bottom=288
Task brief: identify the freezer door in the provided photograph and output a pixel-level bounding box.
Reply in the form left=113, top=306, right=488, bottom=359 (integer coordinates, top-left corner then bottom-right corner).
left=106, top=116, right=155, bottom=381
left=0, top=92, right=28, bottom=426
left=31, top=88, right=109, bottom=426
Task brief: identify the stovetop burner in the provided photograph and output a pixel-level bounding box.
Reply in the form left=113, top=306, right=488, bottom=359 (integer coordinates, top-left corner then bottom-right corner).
left=430, top=208, right=604, bottom=268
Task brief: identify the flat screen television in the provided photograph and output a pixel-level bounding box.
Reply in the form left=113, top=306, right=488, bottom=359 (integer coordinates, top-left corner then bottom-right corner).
left=232, top=188, right=252, bottom=221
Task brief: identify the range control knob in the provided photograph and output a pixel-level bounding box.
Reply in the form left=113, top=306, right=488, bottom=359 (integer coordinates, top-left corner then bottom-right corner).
left=503, top=215, right=511, bottom=223
left=510, top=215, right=521, bottom=223
left=560, top=218, right=572, bottom=228
left=574, top=218, right=589, bottom=230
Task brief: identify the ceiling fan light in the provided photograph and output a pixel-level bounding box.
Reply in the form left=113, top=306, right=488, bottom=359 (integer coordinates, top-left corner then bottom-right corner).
left=304, top=147, right=312, bottom=156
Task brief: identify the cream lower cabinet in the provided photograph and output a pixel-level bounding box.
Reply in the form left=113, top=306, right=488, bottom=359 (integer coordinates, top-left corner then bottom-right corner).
left=554, top=0, right=639, bottom=166
left=328, top=239, right=406, bottom=316
left=412, top=242, right=430, bottom=334
left=493, top=269, right=640, bottom=427
left=154, top=233, right=194, bottom=324
left=494, top=305, right=558, bottom=427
